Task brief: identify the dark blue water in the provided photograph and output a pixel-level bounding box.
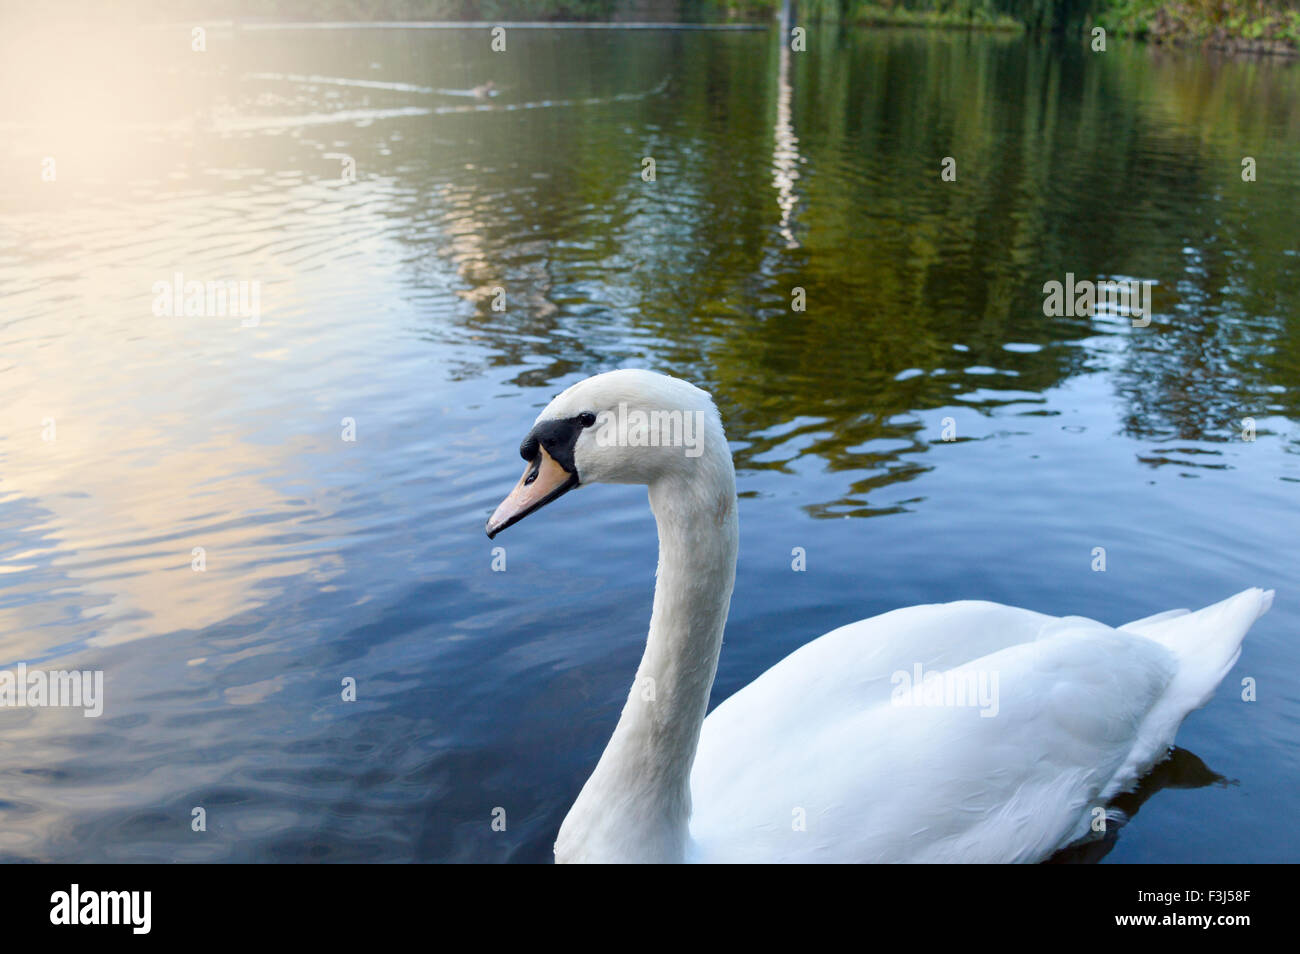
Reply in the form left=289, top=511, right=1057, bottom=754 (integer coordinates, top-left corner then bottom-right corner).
left=0, top=22, right=1297, bottom=862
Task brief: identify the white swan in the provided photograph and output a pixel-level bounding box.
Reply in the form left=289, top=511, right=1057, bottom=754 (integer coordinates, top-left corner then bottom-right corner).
left=485, top=369, right=1272, bottom=863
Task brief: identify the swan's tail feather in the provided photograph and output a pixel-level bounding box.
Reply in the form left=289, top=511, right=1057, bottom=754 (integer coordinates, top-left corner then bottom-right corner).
left=1101, top=588, right=1272, bottom=799
left=1137, top=587, right=1273, bottom=713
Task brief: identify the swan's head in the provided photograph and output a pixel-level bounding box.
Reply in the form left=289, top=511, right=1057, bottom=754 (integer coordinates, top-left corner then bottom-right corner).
left=485, top=369, right=726, bottom=538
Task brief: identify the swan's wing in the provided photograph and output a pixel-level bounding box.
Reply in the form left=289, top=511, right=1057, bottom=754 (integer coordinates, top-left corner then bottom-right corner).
left=689, top=602, right=1179, bottom=863
left=701, top=600, right=1058, bottom=761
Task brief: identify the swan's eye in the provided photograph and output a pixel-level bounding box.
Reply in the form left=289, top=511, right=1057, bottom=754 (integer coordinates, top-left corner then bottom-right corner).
left=577, top=412, right=596, bottom=428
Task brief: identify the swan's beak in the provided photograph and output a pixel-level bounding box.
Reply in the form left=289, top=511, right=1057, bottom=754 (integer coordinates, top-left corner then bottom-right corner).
left=486, top=445, right=579, bottom=538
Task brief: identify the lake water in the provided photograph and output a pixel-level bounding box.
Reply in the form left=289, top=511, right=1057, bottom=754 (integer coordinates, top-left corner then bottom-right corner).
left=1, top=22, right=1297, bottom=863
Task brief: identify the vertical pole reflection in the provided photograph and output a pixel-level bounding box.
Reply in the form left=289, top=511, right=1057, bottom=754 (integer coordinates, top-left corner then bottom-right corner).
left=774, top=2, right=801, bottom=250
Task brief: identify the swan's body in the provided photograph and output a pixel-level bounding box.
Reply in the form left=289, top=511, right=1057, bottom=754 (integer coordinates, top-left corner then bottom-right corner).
left=485, top=369, right=1272, bottom=863
left=688, top=595, right=1269, bottom=862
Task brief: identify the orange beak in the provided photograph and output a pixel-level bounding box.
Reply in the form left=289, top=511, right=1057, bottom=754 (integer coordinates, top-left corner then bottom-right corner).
left=486, top=445, right=579, bottom=538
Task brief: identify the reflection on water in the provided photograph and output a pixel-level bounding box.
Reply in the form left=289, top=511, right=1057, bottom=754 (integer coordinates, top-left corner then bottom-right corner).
left=771, top=9, right=801, bottom=251
left=0, top=22, right=1297, bottom=862
left=1047, top=747, right=1230, bottom=864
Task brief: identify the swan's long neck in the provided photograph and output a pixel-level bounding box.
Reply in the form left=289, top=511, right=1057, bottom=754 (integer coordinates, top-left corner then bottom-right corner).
left=555, top=446, right=738, bottom=863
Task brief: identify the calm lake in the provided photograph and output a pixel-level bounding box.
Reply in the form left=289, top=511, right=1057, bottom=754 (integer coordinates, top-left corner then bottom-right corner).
left=1, top=22, right=1297, bottom=862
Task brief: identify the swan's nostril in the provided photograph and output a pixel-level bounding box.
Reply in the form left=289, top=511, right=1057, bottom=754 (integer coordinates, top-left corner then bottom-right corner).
left=486, top=443, right=580, bottom=539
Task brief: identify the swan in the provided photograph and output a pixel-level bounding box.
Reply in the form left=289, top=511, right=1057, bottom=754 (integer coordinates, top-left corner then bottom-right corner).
left=485, top=368, right=1272, bottom=863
